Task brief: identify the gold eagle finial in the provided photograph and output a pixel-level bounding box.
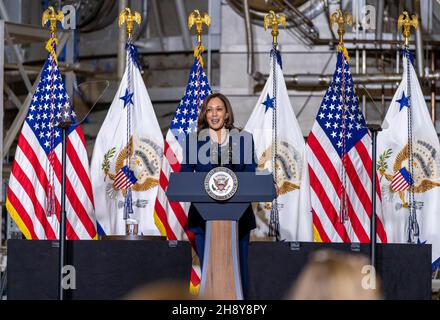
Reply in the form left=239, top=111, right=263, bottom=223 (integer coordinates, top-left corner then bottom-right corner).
left=42, top=6, right=64, bottom=35
left=118, top=7, right=142, bottom=39
left=188, top=9, right=211, bottom=45
left=263, top=10, right=286, bottom=46
left=330, top=9, right=352, bottom=44
left=398, top=11, right=418, bottom=46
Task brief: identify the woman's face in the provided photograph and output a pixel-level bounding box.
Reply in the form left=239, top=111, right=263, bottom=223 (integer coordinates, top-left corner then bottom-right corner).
left=206, top=97, right=228, bottom=131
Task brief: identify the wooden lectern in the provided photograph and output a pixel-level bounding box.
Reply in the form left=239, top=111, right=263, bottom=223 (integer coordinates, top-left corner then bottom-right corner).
left=166, top=172, right=275, bottom=299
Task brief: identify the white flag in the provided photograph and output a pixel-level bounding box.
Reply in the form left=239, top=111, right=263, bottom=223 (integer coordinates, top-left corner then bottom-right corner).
left=244, top=50, right=312, bottom=241
left=377, top=50, right=440, bottom=269
left=90, top=45, right=163, bottom=236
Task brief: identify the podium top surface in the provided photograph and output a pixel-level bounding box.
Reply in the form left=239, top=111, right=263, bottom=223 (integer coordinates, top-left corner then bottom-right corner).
left=166, top=172, right=276, bottom=203
left=101, top=235, right=166, bottom=241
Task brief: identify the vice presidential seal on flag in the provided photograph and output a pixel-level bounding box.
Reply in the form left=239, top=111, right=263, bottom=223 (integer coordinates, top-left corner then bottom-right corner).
left=244, top=48, right=312, bottom=241
left=90, top=42, right=164, bottom=236
left=377, top=48, right=440, bottom=270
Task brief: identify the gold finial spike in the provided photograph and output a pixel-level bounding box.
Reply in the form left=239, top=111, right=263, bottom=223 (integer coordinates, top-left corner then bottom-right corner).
left=398, top=11, right=418, bottom=47
left=118, top=7, right=142, bottom=39
left=263, top=10, right=286, bottom=46
left=188, top=9, right=211, bottom=45
left=330, top=9, right=352, bottom=45
left=42, top=6, right=64, bottom=36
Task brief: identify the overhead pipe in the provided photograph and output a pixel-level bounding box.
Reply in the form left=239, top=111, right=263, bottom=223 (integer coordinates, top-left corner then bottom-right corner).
left=0, top=0, right=33, bottom=92
left=375, top=0, right=385, bottom=116
left=277, top=0, right=320, bottom=44
left=243, top=0, right=254, bottom=75
left=175, top=0, right=192, bottom=51
left=254, top=72, right=440, bottom=87
left=142, top=0, right=148, bottom=38
left=208, top=0, right=212, bottom=84
left=226, top=0, right=320, bottom=45
left=314, top=38, right=423, bottom=46
left=431, top=51, right=436, bottom=123
left=131, top=0, right=149, bottom=41
left=298, top=0, right=326, bottom=20
left=117, top=0, right=128, bottom=79
left=414, top=0, right=424, bottom=78
left=151, top=0, right=165, bottom=50
left=375, top=0, right=384, bottom=48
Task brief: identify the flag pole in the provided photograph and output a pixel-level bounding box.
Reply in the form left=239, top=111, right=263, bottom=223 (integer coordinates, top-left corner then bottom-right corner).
left=397, top=11, right=419, bottom=243
left=330, top=10, right=352, bottom=224
left=366, top=124, right=382, bottom=271
left=42, top=6, right=67, bottom=300
left=58, top=109, right=72, bottom=300
left=187, top=9, right=210, bottom=294
left=118, top=8, right=141, bottom=233
left=263, top=11, right=285, bottom=240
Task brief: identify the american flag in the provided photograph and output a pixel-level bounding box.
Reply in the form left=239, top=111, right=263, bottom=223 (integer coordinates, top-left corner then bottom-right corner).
left=114, top=165, right=138, bottom=190
left=306, top=51, right=387, bottom=243
left=154, top=57, right=211, bottom=291
left=6, top=48, right=97, bottom=240
left=391, top=167, right=413, bottom=192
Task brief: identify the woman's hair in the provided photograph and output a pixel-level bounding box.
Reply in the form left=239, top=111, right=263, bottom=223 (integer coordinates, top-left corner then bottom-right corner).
left=286, top=249, right=382, bottom=300
left=123, top=281, right=196, bottom=300
left=197, top=92, right=235, bottom=132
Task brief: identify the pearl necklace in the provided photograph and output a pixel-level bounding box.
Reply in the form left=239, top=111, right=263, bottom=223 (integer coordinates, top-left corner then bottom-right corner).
left=210, top=128, right=228, bottom=145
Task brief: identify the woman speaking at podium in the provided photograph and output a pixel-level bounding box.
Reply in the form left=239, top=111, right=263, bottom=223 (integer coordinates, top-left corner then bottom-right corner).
left=180, top=93, right=257, bottom=298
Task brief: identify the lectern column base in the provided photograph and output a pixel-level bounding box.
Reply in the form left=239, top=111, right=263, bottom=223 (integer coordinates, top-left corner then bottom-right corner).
left=200, top=220, right=243, bottom=300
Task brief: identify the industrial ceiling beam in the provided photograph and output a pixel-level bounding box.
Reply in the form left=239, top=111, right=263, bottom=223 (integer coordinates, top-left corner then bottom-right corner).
left=0, top=1, right=32, bottom=92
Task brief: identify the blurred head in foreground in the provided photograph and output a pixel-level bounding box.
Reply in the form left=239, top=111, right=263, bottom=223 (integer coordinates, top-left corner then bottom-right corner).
left=124, top=281, right=196, bottom=300
left=287, top=249, right=383, bottom=300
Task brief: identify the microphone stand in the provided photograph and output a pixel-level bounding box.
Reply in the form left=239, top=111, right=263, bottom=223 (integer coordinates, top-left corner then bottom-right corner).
left=366, top=124, right=382, bottom=272
left=58, top=118, right=72, bottom=300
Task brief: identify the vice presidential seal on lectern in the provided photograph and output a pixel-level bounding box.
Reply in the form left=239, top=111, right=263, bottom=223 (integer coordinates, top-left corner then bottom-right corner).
left=204, top=167, right=238, bottom=201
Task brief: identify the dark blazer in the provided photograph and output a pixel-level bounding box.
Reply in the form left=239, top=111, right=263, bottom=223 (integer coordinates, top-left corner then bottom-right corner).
left=180, top=129, right=257, bottom=238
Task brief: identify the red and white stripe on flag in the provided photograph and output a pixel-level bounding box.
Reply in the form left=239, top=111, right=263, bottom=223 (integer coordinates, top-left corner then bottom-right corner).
left=6, top=123, right=97, bottom=240
left=6, top=50, right=96, bottom=240
left=307, top=125, right=387, bottom=243
left=391, top=170, right=411, bottom=192
left=306, top=51, right=387, bottom=244
left=154, top=134, right=201, bottom=290
left=153, top=57, right=211, bottom=292
left=114, top=166, right=137, bottom=190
